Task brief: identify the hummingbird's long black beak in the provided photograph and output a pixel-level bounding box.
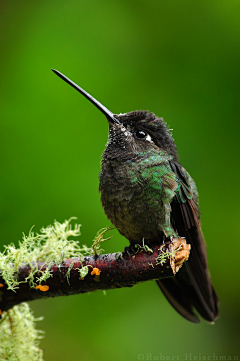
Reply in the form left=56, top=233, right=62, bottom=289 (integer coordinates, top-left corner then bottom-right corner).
left=51, top=69, right=121, bottom=125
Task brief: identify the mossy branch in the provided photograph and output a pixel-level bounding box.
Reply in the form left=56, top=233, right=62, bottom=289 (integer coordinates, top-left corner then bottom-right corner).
left=0, top=219, right=190, bottom=359
left=0, top=219, right=190, bottom=314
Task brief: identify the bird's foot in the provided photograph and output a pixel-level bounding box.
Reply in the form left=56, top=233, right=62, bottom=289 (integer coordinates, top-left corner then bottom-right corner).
left=168, top=236, right=190, bottom=274
left=122, top=244, right=140, bottom=258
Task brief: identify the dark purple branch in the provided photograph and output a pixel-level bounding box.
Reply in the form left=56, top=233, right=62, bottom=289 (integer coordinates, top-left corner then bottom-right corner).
left=0, top=238, right=190, bottom=313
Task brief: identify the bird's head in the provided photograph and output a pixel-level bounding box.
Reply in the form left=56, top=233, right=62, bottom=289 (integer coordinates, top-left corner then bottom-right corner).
left=51, top=69, right=178, bottom=161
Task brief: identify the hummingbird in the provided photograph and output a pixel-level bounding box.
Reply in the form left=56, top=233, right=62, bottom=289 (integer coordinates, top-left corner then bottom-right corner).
left=52, top=69, right=219, bottom=323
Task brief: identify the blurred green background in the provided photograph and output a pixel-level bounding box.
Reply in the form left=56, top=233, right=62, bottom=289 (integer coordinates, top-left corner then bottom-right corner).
left=0, top=0, right=239, bottom=359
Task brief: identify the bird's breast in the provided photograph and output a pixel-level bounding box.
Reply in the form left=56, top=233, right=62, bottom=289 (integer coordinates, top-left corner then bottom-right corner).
left=99, top=155, right=179, bottom=243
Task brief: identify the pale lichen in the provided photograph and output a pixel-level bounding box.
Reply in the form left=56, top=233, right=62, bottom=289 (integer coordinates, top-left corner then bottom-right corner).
left=0, top=219, right=113, bottom=359
left=78, top=265, right=90, bottom=279
left=0, top=303, right=44, bottom=361
left=0, top=218, right=112, bottom=291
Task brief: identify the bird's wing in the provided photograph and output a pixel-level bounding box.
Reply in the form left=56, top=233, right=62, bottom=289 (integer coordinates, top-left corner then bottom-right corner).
left=157, top=160, right=219, bottom=323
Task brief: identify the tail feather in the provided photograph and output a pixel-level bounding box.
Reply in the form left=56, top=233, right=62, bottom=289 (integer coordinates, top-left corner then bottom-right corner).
left=156, top=278, right=200, bottom=323
left=157, top=262, right=219, bottom=323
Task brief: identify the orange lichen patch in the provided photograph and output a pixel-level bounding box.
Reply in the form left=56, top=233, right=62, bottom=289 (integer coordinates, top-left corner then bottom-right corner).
left=36, top=284, right=49, bottom=292
left=79, top=277, right=83, bottom=280
left=0, top=309, right=2, bottom=315
left=0, top=283, right=4, bottom=288
left=91, top=267, right=101, bottom=276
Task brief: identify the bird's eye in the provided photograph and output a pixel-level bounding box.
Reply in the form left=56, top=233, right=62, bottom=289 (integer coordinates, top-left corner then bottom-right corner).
left=135, top=130, right=147, bottom=139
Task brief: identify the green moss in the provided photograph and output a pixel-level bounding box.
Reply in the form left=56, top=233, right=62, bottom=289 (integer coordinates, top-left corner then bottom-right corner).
left=156, top=244, right=182, bottom=266
left=140, top=239, right=154, bottom=254
left=91, top=226, right=114, bottom=256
